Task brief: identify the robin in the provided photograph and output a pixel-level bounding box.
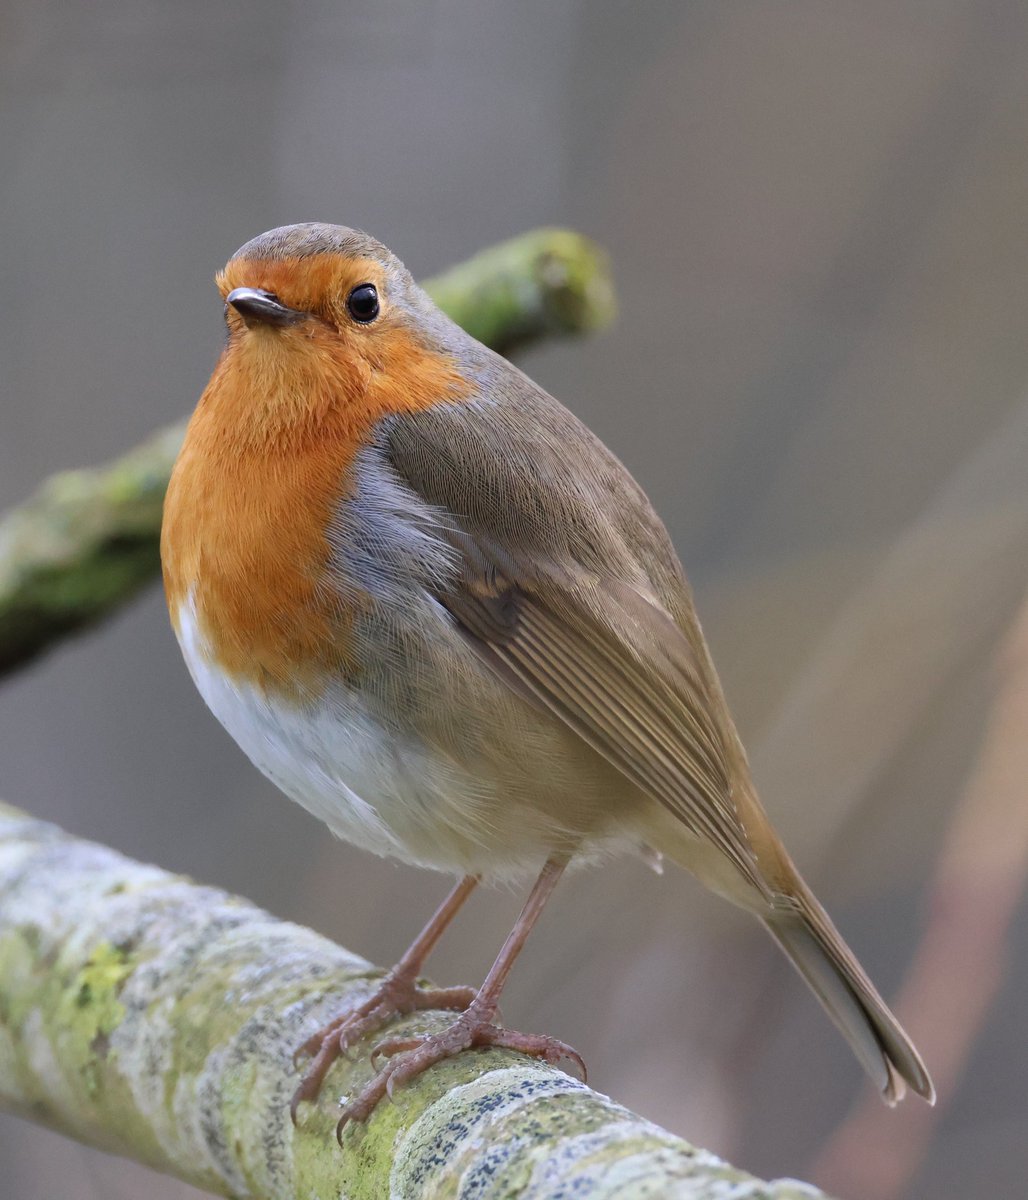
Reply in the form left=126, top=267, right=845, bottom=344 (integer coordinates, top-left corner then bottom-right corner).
left=161, top=223, right=934, bottom=1133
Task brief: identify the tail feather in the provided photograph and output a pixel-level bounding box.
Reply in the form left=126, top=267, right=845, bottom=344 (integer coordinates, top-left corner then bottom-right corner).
left=764, top=883, right=935, bottom=1106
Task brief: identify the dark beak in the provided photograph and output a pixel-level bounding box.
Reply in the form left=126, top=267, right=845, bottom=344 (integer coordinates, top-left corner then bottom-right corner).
left=226, top=287, right=305, bottom=328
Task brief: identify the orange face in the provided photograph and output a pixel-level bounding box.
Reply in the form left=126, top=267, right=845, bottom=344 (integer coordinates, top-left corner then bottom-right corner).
left=161, top=250, right=471, bottom=697
left=206, top=252, right=467, bottom=446
left=218, top=253, right=383, bottom=329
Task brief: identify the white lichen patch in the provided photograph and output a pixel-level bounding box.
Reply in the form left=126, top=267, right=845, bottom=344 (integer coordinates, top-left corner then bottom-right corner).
left=21, top=1007, right=82, bottom=1118
left=391, top=1065, right=594, bottom=1197
left=387, top=1066, right=727, bottom=1199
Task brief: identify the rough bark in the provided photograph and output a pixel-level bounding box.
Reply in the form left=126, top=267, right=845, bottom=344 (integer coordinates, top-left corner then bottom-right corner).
left=0, top=802, right=827, bottom=1199
left=0, top=228, right=616, bottom=678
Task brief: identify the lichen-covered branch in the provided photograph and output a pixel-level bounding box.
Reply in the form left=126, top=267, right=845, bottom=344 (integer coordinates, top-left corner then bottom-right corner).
left=0, top=228, right=616, bottom=678
left=0, top=802, right=826, bottom=1199
left=0, top=424, right=184, bottom=676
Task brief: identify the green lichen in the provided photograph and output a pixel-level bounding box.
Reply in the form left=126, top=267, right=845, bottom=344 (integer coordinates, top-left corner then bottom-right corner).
left=55, top=939, right=133, bottom=1078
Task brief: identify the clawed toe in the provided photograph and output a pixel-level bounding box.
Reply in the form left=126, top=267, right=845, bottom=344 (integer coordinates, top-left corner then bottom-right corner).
left=479, top=1026, right=587, bottom=1080
left=332, top=1010, right=587, bottom=1137
left=369, top=1035, right=423, bottom=1068
left=290, top=974, right=479, bottom=1122
left=336, top=1077, right=392, bottom=1140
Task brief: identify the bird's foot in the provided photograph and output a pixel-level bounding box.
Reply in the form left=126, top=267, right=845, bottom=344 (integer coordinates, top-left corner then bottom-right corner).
left=335, top=1003, right=586, bottom=1137
left=290, top=970, right=476, bottom=1121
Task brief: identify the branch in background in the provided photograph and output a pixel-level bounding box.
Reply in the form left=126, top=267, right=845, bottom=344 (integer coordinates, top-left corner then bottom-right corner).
left=427, top=227, right=616, bottom=356
left=0, top=803, right=826, bottom=1200
left=0, top=228, right=616, bottom=679
left=0, top=423, right=182, bottom=676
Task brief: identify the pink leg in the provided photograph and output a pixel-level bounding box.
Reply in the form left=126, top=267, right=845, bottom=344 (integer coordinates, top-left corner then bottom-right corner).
left=291, top=874, right=478, bottom=1121
left=335, top=856, right=585, bottom=1138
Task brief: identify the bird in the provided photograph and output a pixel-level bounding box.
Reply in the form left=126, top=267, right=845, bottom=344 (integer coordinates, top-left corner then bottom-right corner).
left=161, top=222, right=935, bottom=1132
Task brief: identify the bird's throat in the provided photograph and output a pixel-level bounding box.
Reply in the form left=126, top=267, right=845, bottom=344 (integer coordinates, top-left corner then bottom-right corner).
left=161, top=317, right=471, bottom=698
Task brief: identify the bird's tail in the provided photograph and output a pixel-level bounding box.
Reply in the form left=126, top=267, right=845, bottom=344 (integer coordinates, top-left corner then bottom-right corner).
left=763, top=877, right=935, bottom=1105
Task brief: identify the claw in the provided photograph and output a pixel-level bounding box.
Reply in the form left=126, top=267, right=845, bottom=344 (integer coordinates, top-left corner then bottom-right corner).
left=371, top=1035, right=420, bottom=1069
left=325, top=1009, right=588, bottom=1129
left=289, top=973, right=476, bottom=1116
left=293, top=1042, right=313, bottom=1069
left=335, top=1112, right=350, bottom=1145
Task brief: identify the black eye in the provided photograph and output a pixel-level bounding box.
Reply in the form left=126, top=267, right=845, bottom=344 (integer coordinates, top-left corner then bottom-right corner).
left=347, top=283, right=379, bottom=323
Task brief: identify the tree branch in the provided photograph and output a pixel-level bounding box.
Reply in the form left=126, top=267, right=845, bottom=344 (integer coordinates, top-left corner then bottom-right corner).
left=0, top=228, right=616, bottom=679
left=0, top=802, right=827, bottom=1199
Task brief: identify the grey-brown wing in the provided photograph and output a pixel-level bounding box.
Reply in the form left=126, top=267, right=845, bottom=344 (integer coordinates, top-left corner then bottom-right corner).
left=384, top=398, right=768, bottom=895
left=444, top=554, right=766, bottom=893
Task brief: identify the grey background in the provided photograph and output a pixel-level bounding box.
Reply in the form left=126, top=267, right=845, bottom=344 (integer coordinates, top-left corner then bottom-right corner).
left=3, top=2, right=1028, bottom=1197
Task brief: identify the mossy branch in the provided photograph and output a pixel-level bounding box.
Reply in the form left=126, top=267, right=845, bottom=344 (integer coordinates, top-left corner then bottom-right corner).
left=0, top=802, right=828, bottom=1199
left=0, top=228, right=616, bottom=678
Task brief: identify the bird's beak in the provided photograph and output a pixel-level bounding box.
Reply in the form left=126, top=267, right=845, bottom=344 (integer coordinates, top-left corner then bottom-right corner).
left=226, top=287, right=305, bottom=328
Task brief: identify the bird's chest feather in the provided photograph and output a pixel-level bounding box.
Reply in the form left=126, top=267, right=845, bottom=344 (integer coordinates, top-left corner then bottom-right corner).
left=161, top=318, right=469, bottom=699
left=163, top=418, right=513, bottom=867
left=162, top=428, right=363, bottom=698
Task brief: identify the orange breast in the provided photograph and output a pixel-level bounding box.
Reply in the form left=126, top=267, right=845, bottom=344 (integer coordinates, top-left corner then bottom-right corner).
left=162, top=308, right=469, bottom=699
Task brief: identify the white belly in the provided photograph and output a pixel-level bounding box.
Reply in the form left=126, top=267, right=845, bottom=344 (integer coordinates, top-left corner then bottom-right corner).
left=177, top=600, right=409, bottom=849
left=174, top=598, right=568, bottom=875
left=175, top=592, right=666, bottom=881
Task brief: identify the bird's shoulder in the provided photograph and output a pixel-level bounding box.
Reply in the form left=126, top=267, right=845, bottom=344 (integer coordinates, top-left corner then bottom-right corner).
left=380, top=360, right=689, bottom=609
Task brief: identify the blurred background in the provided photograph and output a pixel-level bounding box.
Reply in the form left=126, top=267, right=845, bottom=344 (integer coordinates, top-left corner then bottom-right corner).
left=3, top=2, right=1028, bottom=1197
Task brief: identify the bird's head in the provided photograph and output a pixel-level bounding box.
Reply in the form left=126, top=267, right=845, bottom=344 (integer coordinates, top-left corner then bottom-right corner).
left=206, top=223, right=471, bottom=443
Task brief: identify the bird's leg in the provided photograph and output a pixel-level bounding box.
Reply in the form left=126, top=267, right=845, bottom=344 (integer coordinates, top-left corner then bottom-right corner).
left=335, top=855, right=584, bottom=1136
left=291, top=874, right=479, bottom=1121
